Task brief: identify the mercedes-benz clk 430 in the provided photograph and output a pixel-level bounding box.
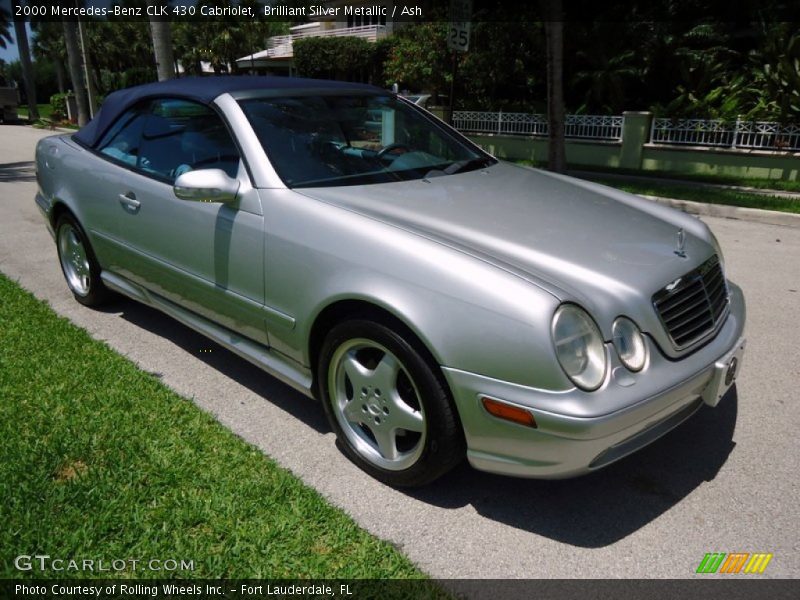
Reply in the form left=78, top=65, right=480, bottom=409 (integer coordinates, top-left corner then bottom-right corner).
left=35, top=77, right=745, bottom=486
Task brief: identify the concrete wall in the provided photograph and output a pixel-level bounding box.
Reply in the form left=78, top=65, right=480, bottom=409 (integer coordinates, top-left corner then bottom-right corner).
left=640, top=145, right=800, bottom=182
left=466, top=135, right=623, bottom=168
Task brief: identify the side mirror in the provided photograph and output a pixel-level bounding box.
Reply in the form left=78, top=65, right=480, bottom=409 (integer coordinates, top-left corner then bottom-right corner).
left=173, top=169, right=239, bottom=203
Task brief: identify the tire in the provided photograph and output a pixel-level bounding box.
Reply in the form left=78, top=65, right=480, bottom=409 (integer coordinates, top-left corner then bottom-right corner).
left=55, top=214, right=111, bottom=307
left=318, top=319, right=465, bottom=487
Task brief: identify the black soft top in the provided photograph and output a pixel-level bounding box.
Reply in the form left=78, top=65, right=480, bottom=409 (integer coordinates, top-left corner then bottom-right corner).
left=74, top=75, right=382, bottom=147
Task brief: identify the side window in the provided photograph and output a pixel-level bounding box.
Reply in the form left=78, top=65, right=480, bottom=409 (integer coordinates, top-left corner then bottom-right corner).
left=97, top=107, right=147, bottom=167
left=97, top=99, right=240, bottom=183
left=137, top=99, right=240, bottom=183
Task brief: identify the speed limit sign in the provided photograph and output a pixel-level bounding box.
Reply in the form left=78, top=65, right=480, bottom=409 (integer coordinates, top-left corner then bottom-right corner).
left=448, top=0, right=471, bottom=52
left=447, top=22, right=471, bottom=52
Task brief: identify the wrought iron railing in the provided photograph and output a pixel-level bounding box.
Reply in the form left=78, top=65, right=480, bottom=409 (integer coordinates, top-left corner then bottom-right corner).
left=451, top=111, right=548, bottom=136
left=651, top=118, right=800, bottom=151
left=565, top=114, right=624, bottom=140
left=452, top=111, right=623, bottom=141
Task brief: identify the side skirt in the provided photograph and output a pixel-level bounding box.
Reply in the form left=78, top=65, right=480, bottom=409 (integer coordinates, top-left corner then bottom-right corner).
left=101, top=270, right=314, bottom=399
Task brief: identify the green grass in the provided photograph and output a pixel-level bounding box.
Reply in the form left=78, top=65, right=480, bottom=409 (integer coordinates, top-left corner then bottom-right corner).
left=586, top=177, right=800, bottom=214
left=18, top=104, right=79, bottom=129
left=565, top=163, right=800, bottom=193
left=513, top=160, right=800, bottom=213
left=17, top=103, right=53, bottom=120
left=0, top=274, right=423, bottom=580
left=514, top=160, right=800, bottom=193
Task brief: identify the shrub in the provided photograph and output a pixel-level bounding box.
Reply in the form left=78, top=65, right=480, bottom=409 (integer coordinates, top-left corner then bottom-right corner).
left=294, top=36, right=381, bottom=83
left=50, top=92, right=68, bottom=117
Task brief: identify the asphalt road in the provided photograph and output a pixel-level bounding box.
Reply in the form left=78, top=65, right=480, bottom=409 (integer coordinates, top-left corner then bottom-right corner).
left=1, top=125, right=798, bottom=579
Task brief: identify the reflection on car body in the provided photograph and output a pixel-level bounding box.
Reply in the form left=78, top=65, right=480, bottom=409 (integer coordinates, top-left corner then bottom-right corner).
left=35, top=77, right=746, bottom=486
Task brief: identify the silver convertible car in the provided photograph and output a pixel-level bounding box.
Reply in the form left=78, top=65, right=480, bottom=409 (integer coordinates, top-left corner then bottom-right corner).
left=35, top=77, right=746, bottom=486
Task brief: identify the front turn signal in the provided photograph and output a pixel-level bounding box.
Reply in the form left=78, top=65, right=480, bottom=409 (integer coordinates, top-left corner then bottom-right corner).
left=481, top=397, right=538, bottom=428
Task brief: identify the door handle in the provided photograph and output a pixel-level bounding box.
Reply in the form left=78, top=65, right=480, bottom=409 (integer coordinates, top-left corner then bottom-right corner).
left=118, top=192, right=141, bottom=211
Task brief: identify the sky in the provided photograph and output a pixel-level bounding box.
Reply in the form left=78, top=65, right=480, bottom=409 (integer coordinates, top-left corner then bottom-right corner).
left=1, top=0, right=110, bottom=64
left=1, top=22, right=32, bottom=63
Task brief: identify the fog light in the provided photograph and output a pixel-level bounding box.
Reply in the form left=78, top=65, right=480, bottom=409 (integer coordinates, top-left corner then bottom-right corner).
left=481, top=397, right=537, bottom=428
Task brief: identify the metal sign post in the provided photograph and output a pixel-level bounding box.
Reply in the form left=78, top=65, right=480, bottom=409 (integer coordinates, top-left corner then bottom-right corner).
left=448, top=0, right=472, bottom=52
left=447, top=0, right=471, bottom=124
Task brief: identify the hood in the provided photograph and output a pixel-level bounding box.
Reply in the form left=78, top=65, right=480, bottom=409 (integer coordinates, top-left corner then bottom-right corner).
left=298, top=162, right=715, bottom=347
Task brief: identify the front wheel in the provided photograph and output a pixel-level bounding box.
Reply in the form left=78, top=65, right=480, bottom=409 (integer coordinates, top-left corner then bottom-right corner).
left=318, top=319, right=464, bottom=487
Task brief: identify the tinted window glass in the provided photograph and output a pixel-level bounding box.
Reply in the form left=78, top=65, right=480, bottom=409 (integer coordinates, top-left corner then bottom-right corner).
left=98, top=99, right=240, bottom=183
left=239, top=94, right=494, bottom=188
left=97, top=108, right=147, bottom=167
left=138, top=99, right=240, bottom=182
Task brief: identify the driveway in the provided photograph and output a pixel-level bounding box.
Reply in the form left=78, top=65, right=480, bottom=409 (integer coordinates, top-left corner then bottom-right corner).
left=1, top=125, right=798, bottom=578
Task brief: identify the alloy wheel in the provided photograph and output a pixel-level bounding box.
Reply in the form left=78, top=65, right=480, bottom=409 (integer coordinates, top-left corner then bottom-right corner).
left=328, top=338, right=427, bottom=471
left=58, top=223, right=91, bottom=297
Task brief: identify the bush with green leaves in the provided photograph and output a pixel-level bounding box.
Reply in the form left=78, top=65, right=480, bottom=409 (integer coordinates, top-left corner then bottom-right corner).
left=294, top=36, right=387, bottom=84
left=49, top=92, right=68, bottom=122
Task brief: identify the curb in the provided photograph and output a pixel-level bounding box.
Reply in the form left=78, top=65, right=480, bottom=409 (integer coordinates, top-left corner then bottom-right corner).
left=570, top=169, right=800, bottom=200
left=641, top=194, right=800, bottom=228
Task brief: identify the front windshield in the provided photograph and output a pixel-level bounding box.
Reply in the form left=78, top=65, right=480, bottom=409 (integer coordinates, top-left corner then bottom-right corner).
left=238, top=94, right=495, bottom=188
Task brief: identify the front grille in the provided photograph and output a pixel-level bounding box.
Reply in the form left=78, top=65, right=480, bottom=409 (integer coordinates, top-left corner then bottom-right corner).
left=653, top=255, right=729, bottom=350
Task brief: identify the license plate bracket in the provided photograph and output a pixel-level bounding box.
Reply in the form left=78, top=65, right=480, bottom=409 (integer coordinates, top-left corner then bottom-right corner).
left=701, top=338, right=746, bottom=407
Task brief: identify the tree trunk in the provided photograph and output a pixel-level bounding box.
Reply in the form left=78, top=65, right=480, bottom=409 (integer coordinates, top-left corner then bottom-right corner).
left=13, top=18, right=38, bottom=121
left=76, top=19, right=98, bottom=118
left=55, top=58, right=66, bottom=94
left=62, top=20, right=89, bottom=126
left=148, top=8, right=175, bottom=81
left=543, top=1, right=566, bottom=173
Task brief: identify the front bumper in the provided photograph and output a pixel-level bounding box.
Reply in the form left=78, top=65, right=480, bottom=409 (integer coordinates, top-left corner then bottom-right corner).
left=35, top=190, right=55, bottom=239
left=443, top=282, right=746, bottom=478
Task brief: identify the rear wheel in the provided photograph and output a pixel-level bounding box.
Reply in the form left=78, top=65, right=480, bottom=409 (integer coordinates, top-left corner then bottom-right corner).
left=318, top=319, right=464, bottom=486
left=56, top=214, right=110, bottom=307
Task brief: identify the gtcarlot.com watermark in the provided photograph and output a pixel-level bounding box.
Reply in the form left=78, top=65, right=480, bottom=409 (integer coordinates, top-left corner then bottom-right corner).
left=14, top=554, right=195, bottom=573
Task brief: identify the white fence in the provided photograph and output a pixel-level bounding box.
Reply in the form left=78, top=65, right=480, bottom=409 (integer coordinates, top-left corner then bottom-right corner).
left=651, top=118, right=800, bottom=151
left=264, top=25, right=387, bottom=59
left=565, top=115, right=624, bottom=140
left=452, top=110, right=800, bottom=151
left=239, top=25, right=387, bottom=62
left=452, top=111, right=623, bottom=141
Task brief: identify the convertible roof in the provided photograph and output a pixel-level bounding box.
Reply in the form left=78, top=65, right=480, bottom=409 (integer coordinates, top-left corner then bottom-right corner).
left=74, top=76, right=382, bottom=148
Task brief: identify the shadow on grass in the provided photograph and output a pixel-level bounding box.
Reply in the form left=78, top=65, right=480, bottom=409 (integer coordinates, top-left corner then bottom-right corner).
left=97, top=295, right=737, bottom=548
left=95, top=295, right=330, bottom=435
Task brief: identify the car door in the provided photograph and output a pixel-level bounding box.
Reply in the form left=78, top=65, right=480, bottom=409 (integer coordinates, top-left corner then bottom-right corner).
left=96, top=98, right=268, bottom=345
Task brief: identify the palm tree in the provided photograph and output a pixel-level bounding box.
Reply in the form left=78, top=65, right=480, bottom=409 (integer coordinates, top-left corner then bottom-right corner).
left=62, top=19, right=89, bottom=126
left=32, top=21, right=67, bottom=94
left=746, top=22, right=800, bottom=121
left=0, top=5, right=13, bottom=50
left=147, top=1, right=175, bottom=81
left=12, top=6, right=39, bottom=120
left=174, top=2, right=266, bottom=76
left=572, top=39, right=639, bottom=114
left=542, top=0, right=566, bottom=173
left=92, top=17, right=152, bottom=75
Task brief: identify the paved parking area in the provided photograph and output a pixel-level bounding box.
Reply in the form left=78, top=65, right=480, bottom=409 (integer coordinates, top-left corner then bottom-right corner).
left=1, top=125, right=798, bottom=578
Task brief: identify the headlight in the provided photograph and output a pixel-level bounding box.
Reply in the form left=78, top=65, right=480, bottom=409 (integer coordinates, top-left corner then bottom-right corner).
left=612, top=317, right=647, bottom=372
left=552, top=304, right=607, bottom=391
